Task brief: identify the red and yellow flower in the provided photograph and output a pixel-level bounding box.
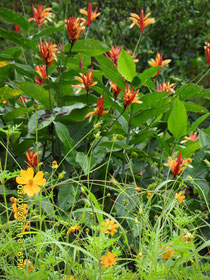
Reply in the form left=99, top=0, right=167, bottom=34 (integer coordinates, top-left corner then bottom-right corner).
left=204, top=39, right=210, bottom=66
left=28, top=4, right=52, bottom=27
left=80, top=2, right=100, bottom=26
left=72, top=68, right=97, bottom=94
left=149, top=50, right=171, bottom=76
left=84, top=96, right=108, bottom=121
left=156, top=81, right=176, bottom=93
left=182, top=232, right=194, bottom=242
left=18, top=96, right=27, bottom=103
left=110, top=81, right=121, bottom=100
left=100, top=252, right=117, bottom=268
left=66, top=17, right=85, bottom=44
left=165, top=153, right=192, bottom=179
left=129, top=8, right=155, bottom=33
left=123, top=83, right=142, bottom=110
left=105, top=46, right=121, bottom=67
left=39, top=42, right=58, bottom=68
left=26, top=150, right=39, bottom=169
left=181, top=132, right=199, bottom=144
left=35, top=65, right=48, bottom=85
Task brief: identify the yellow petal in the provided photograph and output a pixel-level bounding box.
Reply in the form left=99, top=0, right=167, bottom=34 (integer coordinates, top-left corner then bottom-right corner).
left=16, top=177, right=28, bottom=185
left=26, top=168, right=34, bottom=179
left=80, top=9, right=88, bottom=16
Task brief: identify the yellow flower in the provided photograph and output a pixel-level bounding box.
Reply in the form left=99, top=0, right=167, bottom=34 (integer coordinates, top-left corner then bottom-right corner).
left=100, top=252, right=117, bottom=268
left=23, top=259, right=34, bottom=272
left=16, top=168, right=46, bottom=197
left=175, top=191, right=185, bottom=203
left=182, top=232, right=194, bottom=242
left=66, top=225, right=80, bottom=236
left=22, top=221, right=30, bottom=232
left=52, top=160, right=58, bottom=169
left=162, top=246, right=175, bottom=259
left=129, top=8, right=155, bottom=33
left=11, top=199, right=28, bottom=220
left=101, top=219, right=119, bottom=236
left=136, top=253, right=143, bottom=258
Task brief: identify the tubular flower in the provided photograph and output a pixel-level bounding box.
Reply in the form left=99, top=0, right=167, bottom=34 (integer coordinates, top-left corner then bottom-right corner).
left=80, top=2, right=100, bottom=26
left=175, top=191, right=185, bottom=203
left=39, top=42, right=58, bottom=68
left=101, top=252, right=117, bottom=269
left=165, top=153, right=192, bottom=179
left=84, top=96, right=108, bottom=121
left=66, top=225, right=80, bottom=236
left=156, top=81, right=176, bottom=93
left=126, top=49, right=138, bottom=63
left=162, top=246, right=175, bottom=260
left=110, top=81, right=121, bottom=100
left=23, top=259, right=34, bottom=272
left=18, top=96, right=27, bottom=103
left=129, top=8, right=155, bottom=33
left=28, top=4, right=52, bottom=27
left=149, top=50, right=171, bottom=76
left=14, top=24, right=20, bottom=33
left=22, top=221, right=30, bottom=232
left=182, top=232, right=194, bottom=242
left=181, top=132, right=199, bottom=144
left=35, top=65, right=47, bottom=85
left=123, top=83, right=142, bottom=111
left=72, top=68, right=97, bottom=94
left=11, top=198, right=28, bottom=220
left=101, top=219, right=119, bottom=236
left=204, top=39, right=210, bottom=66
left=16, top=168, right=46, bottom=197
left=26, top=150, right=39, bottom=169
left=105, top=46, right=121, bottom=67
left=66, top=17, right=85, bottom=44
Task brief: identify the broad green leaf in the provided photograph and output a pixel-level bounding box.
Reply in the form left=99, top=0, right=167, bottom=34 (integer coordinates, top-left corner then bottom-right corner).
left=0, top=85, right=22, bottom=102
left=17, top=82, right=51, bottom=109
left=168, top=98, right=187, bottom=139
left=10, top=62, right=37, bottom=77
left=66, top=53, right=91, bottom=69
left=71, top=39, right=110, bottom=56
left=0, top=28, right=36, bottom=50
left=75, top=152, right=90, bottom=174
left=40, top=195, right=54, bottom=216
left=96, top=54, right=117, bottom=71
left=189, top=113, right=209, bottom=133
left=1, top=46, right=22, bottom=59
left=132, top=66, right=162, bottom=88
left=38, top=114, right=55, bottom=130
left=0, top=185, right=16, bottom=195
left=31, top=25, right=64, bottom=40
left=179, top=141, right=200, bottom=158
left=130, top=130, right=158, bottom=145
left=0, top=8, right=30, bottom=31
left=58, top=183, right=79, bottom=211
left=4, top=108, right=32, bottom=122
left=178, top=83, right=210, bottom=101
left=184, top=101, right=208, bottom=113
left=199, top=130, right=210, bottom=149
left=118, top=49, right=136, bottom=82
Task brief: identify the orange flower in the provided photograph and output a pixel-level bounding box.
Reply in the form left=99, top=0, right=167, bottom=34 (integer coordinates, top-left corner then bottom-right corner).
left=26, top=150, right=39, bottom=169
left=136, top=253, right=143, bottom=258
left=39, top=42, right=58, bottom=68
left=16, top=168, right=46, bottom=197
left=11, top=198, right=28, bottom=220
left=181, top=132, right=199, bottom=144
left=35, top=65, right=48, bottom=85
left=162, top=246, right=175, bottom=259
left=66, top=17, right=85, bottom=44
left=72, top=68, right=97, bottom=94
left=123, top=83, right=142, bottom=110
left=84, top=96, right=108, bottom=121
left=147, top=192, right=152, bottom=199
left=182, top=232, right=194, bottom=242
left=105, top=46, right=121, bottom=67
left=64, top=276, right=76, bottom=280
left=2, top=100, right=8, bottom=104
left=156, top=81, right=176, bottom=93
left=101, top=252, right=117, bottom=268
left=66, top=225, right=80, bottom=236
left=22, top=221, right=30, bottom=232
left=175, top=191, right=185, bottom=203
left=28, top=4, right=52, bottom=27
left=52, top=160, right=58, bottom=169
left=23, top=259, right=34, bottom=272
left=165, top=153, right=192, bottom=179
left=129, top=8, right=155, bottom=33
left=110, top=81, right=121, bottom=100
left=101, top=219, right=119, bottom=236
left=204, top=39, right=210, bottom=66
left=80, top=2, right=100, bottom=26
left=148, top=50, right=171, bottom=76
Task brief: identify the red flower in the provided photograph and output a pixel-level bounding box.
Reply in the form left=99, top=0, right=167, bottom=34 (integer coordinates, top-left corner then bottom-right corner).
left=35, top=65, right=48, bottom=85
left=80, top=2, right=100, bottom=26
left=28, top=4, right=52, bottom=27
left=84, top=96, right=108, bottom=121
left=39, top=42, right=58, bottom=67
left=110, top=81, right=121, bottom=100
left=129, top=8, right=155, bottom=33
left=123, top=83, right=142, bottom=110
left=18, top=96, right=27, bottom=103
left=72, top=68, right=97, bottom=94
left=14, top=24, right=20, bottom=33
left=204, top=39, right=210, bottom=66
left=105, top=46, right=121, bottom=67
left=26, top=150, right=39, bottom=169
left=156, top=81, right=176, bottom=93
left=165, top=153, right=192, bottom=179
left=66, top=17, right=85, bottom=44
left=148, top=50, right=171, bottom=76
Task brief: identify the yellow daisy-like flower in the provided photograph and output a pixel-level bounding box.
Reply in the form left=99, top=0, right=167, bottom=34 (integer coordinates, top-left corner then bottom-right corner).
left=66, top=225, right=80, bottom=236
left=16, top=168, right=46, bottom=197
left=100, top=251, right=117, bottom=268
left=161, top=246, right=175, bottom=259
left=101, top=219, right=119, bottom=236
left=175, top=191, right=185, bottom=203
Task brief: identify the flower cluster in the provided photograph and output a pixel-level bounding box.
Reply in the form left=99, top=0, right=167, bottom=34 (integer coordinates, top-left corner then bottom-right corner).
left=80, top=2, right=100, bottom=26
left=39, top=42, right=58, bottom=68
left=123, top=83, right=142, bottom=111
left=165, top=153, right=192, bottom=179
left=28, top=4, right=52, bottom=27
left=129, top=8, right=155, bottom=33
left=84, top=96, right=108, bottom=121
left=72, top=68, right=97, bottom=94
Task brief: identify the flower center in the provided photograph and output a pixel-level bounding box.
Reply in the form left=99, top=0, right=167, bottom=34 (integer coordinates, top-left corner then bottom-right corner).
left=29, top=179, right=34, bottom=185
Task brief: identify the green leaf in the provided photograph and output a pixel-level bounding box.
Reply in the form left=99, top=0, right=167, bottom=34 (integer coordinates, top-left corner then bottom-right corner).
left=178, top=83, right=210, bottom=101
left=0, top=8, right=30, bottom=31
left=199, top=130, right=210, bottom=149
left=0, top=186, right=16, bottom=195
left=118, top=49, right=136, bottom=82
left=1, top=46, right=22, bottom=59
left=66, top=54, right=91, bottom=69
left=132, top=66, right=162, bottom=88
left=130, top=130, right=158, bottom=145
left=38, top=114, right=55, bottom=130
left=0, top=85, right=22, bottom=102
left=11, top=62, right=37, bottom=77
left=179, top=141, right=200, bottom=158
left=96, top=54, right=117, bottom=71
left=71, top=39, right=110, bottom=56
left=189, top=113, right=210, bottom=133
left=75, top=152, right=90, bottom=174
left=58, top=184, right=79, bottom=211
left=4, top=108, right=32, bottom=122
left=0, top=28, right=36, bottom=50
left=17, top=82, right=51, bottom=109
left=31, top=25, right=64, bottom=40
left=168, top=98, right=187, bottom=139
left=184, top=101, right=208, bottom=113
